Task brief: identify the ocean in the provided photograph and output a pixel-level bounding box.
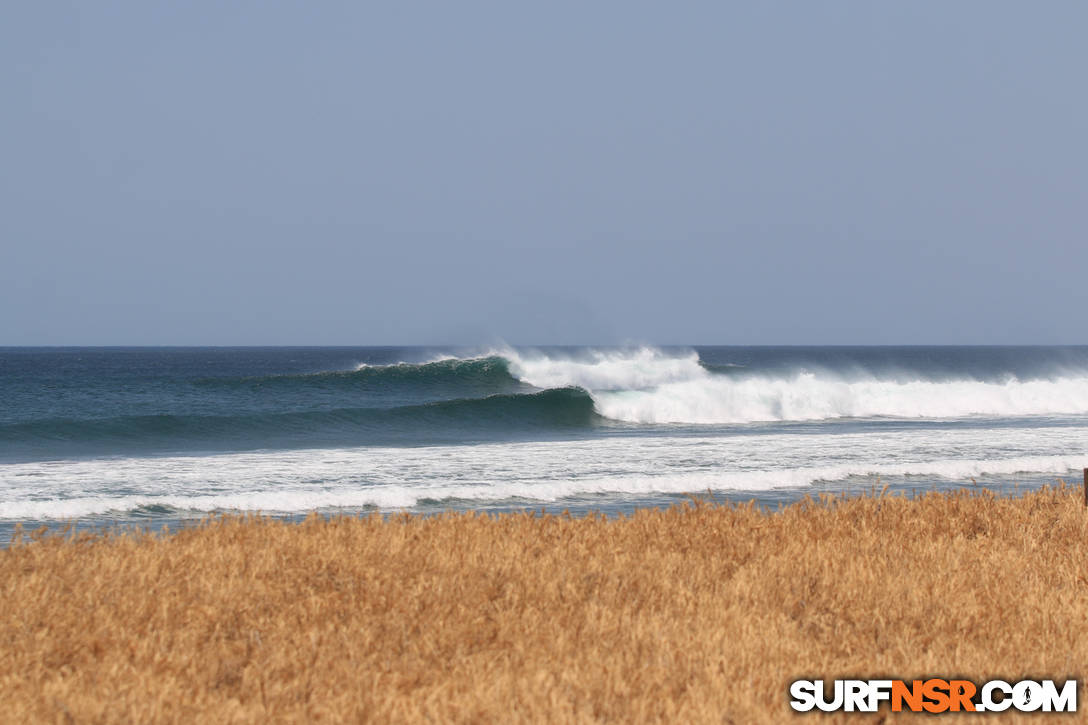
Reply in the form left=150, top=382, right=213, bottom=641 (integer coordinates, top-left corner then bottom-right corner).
left=2, top=345, right=1087, bottom=539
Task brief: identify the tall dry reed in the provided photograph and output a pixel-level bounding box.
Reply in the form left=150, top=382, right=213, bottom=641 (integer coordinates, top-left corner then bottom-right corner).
left=3, top=485, right=1087, bottom=723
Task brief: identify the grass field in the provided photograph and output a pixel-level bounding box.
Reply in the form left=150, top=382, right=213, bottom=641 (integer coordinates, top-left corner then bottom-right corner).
left=3, top=484, right=1087, bottom=722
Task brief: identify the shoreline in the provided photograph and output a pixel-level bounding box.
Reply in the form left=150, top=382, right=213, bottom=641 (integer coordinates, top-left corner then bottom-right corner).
left=2, top=470, right=1076, bottom=548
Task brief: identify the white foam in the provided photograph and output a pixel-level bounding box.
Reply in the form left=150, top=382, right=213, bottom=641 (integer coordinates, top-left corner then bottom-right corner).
left=1, top=426, right=1084, bottom=519
left=493, top=347, right=1088, bottom=423
left=592, top=374, right=1088, bottom=423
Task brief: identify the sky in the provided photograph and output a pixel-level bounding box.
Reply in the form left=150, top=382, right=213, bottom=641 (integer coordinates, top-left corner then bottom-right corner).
left=3, top=2, right=1086, bottom=345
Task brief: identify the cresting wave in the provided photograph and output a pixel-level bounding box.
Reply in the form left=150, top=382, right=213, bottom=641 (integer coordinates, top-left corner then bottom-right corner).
left=32, top=348, right=1088, bottom=441
left=6, top=348, right=1088, bottom=456
left=234, top=345, right=1088, bottom=425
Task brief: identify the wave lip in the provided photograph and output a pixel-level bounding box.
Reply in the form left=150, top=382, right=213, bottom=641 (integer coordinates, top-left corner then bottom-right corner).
left=197, top=355, right=521, bottom=391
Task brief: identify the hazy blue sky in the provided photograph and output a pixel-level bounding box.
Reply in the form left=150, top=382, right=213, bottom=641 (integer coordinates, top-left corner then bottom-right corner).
left=3, top=2, right=1086, bottom=345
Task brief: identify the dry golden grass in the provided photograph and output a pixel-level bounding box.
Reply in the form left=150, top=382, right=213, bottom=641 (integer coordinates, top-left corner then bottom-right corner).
left=3, top=485, right=1088, bottom=723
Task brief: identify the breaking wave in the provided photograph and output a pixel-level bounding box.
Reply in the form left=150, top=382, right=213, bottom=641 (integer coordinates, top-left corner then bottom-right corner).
left=173, top=346, right=1088, bottom=425
left=500, top=347, right=1088, bottom=424
left=7, top=348, right=1088, bottom=457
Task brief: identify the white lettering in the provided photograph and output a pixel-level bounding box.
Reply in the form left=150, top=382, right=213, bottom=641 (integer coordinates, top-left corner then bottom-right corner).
left=1040, top=679, right=1077, bottom=712
left=815, top=680, right=844, bottom=712
left=981, top=680, right=1012, bottom=712
left=789, top=680, right=817, bottom=712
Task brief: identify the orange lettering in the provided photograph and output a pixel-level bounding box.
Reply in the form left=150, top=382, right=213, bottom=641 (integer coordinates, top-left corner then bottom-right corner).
left=922, top=679, right=951, bottom=713
left=892, top=680, right=924, bottom=712
left=948, top=680, right=976, bottom=712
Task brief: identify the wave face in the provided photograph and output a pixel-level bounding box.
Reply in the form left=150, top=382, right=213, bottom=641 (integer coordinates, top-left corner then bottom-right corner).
left=0, top=387, right=597, bottom=458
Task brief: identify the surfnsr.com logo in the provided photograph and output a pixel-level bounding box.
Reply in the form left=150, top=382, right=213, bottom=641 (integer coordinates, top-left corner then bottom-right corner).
left=790, top=679, right=1077, bottom=713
